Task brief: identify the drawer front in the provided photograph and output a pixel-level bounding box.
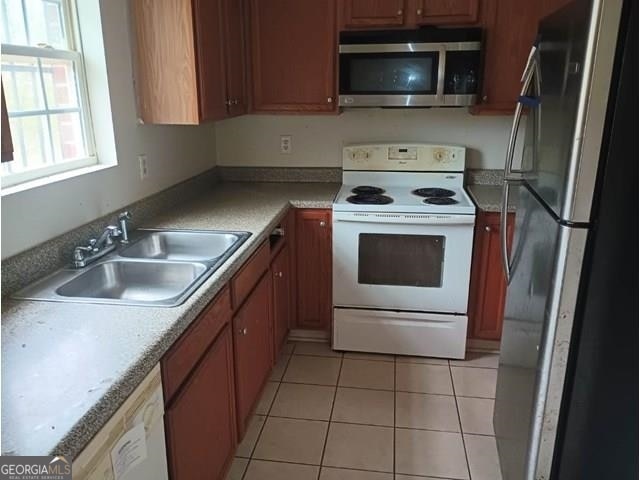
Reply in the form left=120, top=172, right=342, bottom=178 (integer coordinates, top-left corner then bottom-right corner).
left=231, top=240, right=270, bottom=309
left=162, top=287, right=232, bottom=403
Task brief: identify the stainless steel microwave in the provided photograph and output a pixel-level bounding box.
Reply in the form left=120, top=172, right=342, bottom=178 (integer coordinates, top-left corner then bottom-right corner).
left=339, top=28, right=482, bottom=108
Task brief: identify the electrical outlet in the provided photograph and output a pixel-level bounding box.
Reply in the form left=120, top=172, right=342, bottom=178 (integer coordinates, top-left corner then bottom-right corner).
left=280, top=135, right=292, bottom=154
left=138, top=154, right=148, bottom=180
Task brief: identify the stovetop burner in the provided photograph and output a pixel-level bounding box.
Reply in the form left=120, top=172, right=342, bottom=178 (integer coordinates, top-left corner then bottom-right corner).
left=423, top=197, right=459, bottom=205
left=412, top=188, right=456, bottom=198
left=351, top=185, right=385, bottom=195
left=347, top=194, right=394, bottom=205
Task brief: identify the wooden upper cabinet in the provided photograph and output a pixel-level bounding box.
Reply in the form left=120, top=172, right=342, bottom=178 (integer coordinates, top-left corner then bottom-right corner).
left=131, top=0, right=245, bottom=124
left=415, top=0, right=480, bottom=25
left=472, top=0, right=539, bottom=114
left=1, top=83, right=13, bottom=163
left=248, top=0, right=337, bottom=112
left=295, top=209, right=332, bottom=330
left=222, top=0, right=248, bottom=117
left=467, top=212, right=514, bottom=340
left=193, top=0, right=228, bottom=122
left=343, top=0, right=406, bottom=28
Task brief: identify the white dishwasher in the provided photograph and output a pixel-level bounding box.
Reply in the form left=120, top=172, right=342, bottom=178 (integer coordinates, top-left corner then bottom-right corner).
left=72, top=364, right=169, bottom=480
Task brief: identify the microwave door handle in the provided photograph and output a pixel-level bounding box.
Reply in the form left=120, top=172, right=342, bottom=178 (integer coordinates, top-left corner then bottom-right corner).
left=436, top=45, right=446, bottom=101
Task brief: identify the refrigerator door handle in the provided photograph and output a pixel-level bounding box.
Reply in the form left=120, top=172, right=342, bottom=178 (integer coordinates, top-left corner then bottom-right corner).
left=500, top=180, right=515, bottom=283
left=504, top=55, right=540, bottom=178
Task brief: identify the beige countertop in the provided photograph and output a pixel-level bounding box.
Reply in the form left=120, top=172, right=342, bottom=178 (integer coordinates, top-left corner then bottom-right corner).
left=467, top=184, right=519, bottom=213
left=0, top=182, right=339, bottom=459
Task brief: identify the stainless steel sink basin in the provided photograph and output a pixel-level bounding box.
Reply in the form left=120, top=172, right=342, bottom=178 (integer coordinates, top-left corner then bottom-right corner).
left=119, top=230, right=242, bottom=262
left=56, top=260, right=207, bottom=305
left=13, top=229, right=251, bottom=307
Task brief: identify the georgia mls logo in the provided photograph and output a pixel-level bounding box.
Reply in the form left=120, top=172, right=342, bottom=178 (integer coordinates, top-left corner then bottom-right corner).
left=0, top=455, right=71, bottom=480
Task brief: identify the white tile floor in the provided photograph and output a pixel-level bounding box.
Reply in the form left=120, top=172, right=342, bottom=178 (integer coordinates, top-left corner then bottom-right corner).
left=227, top=342, right=503, bottom=480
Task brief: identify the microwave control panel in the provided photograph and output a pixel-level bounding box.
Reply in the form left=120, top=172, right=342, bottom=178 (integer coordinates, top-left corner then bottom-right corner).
left=343, top=144, right=466, bottom=172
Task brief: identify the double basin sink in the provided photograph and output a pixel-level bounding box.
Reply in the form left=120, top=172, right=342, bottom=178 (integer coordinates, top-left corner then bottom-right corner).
left=15, top=229, right=251, bottom=307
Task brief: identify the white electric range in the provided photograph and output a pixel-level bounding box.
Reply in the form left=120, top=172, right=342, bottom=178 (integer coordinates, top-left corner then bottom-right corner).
left=332, top=143, right=476, bottom=359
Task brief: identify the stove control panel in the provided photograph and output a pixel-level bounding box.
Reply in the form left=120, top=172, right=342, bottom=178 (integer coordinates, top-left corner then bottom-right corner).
left=343, top=144, right=466, bottom=172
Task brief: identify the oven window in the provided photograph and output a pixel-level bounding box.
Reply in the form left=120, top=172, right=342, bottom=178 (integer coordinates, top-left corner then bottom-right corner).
left=358, top=234, right=445, bottom=287
left=340, top=52, right=439, bottom=94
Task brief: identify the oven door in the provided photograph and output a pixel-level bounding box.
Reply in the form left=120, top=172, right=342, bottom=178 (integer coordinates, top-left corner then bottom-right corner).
left=333, top=211, right=475, bottom=313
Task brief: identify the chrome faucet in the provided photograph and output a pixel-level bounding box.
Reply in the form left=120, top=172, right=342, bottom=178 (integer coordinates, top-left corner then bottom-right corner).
left=72, top=211, right=132, bottom=268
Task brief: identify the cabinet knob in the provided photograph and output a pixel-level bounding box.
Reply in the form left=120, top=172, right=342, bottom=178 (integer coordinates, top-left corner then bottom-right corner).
left=278, top=271, right=284, bottom=278
left=397, top=9, right=403, bottom=15
left=320, top=221, right=326, bottom=227
left=416, top=8, right=422, bottom=15
left=239, top=327, right=248, bottom=335
left=233, top=99, right=239, bottom=105
left=482, top=95, right=488, bottom=102
left=485, top=226, right=492, bottom=232
left=327, top=97, right=333, bottom=103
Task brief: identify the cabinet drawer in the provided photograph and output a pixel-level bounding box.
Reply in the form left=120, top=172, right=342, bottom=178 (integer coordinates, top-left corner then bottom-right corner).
left=231, top=240, right=270, bottom=309
left=162, top=286, right=232, bottom=403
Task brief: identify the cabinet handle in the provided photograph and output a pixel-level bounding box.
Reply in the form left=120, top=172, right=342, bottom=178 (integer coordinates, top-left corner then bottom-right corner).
left=327, top=97, right=333, bottom=103
left=397, top=9, right=403, bottom=15
left=239, top=327, right=248, bottom=335
left=320, top=221, right=326, bottom=227
left=416, top=8, right=422, bottom=15
left=485, top=226, right=492, bottom=232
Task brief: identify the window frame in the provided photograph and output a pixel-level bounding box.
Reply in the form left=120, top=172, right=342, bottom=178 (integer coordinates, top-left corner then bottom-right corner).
left=0, top=0, right=97, bottom=189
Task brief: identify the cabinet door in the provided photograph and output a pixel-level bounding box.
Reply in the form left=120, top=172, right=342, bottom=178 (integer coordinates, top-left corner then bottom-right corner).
left=415, top=0, right=480, bottom=25
left=249, top=0, right=337, bottom=112
left=165, top=325, right=236, bottom=480
left=193, top=0, right=228, bottom=121
left=473, top=0, right=539, bottom=114
left=233, top=273, right=273, bottom=435
left=223, top=0, right=247, bottom=116
left=272, top=244, right=291, bottom=355
left=343, top=0, right=406, bottom=28
left=295, top=209, right=332, bottom=330
left=467, top=212, right=514, bottom=340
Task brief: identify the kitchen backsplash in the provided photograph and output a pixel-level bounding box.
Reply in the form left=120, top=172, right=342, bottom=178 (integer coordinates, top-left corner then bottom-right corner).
left=215, top=109, right=517, bottom=170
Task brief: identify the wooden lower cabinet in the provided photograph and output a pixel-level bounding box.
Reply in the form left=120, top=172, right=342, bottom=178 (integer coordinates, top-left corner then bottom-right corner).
left=294, top=209, right=332, bottom=330
left=271, top=244, right=291, bottom=355
left=233, top=273, right=273, bottom=436
left=165, top=325, right=236, bottom=480
left=467, top=211, right=515, bottom=340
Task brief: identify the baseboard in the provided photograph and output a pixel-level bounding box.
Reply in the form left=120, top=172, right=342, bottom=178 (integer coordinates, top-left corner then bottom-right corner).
left=288, top=329, right=330, bottom=342
left=467, top=338, right=501, bottom=352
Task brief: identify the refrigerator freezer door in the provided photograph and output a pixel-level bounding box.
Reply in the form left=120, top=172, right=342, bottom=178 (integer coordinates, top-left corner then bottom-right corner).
left=524, top=0, right=622, bottom=223
left=495, top=185, right=588, bottom=480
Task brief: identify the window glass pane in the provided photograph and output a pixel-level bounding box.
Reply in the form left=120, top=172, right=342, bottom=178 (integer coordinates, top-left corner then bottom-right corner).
left=1, top=54, right=45, bottom=111
left=50, top=111, right=85, bottom=161
left=8, top=114, right=54, bottom=172
left=41, top=56, right=78, bottom=108
left=7, top=0, right=70, bottom=48
left=358, top=234, right=445, bottom=287
left=0, top=0, right=28, bottom=45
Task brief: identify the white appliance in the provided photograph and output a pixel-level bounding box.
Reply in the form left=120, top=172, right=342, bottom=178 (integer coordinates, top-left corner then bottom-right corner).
left=72, top=365, right=168, bottom=480
left=332, top=143, right=476, bottom=359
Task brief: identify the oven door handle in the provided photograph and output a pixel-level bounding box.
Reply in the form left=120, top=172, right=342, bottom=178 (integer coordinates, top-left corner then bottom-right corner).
left=333, top=212, right=476, bottom=226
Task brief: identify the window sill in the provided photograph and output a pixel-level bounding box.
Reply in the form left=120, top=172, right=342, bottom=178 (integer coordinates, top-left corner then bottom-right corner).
left=0, top=163, right=116, bottom=198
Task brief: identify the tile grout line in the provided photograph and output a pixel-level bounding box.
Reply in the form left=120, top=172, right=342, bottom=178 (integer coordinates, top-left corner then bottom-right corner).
left=243, top=349, right=295, bottom=477
left=450, top=360, right=473, bottom=480
left=316, top=351, right=343, bottom=480
left=393, top=354, right=397, bottom=476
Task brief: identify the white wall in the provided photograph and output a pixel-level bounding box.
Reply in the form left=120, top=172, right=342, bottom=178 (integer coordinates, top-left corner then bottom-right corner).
left=215, top=109, right=512, bottom=169
left=0, top=0, right=216, bottom=259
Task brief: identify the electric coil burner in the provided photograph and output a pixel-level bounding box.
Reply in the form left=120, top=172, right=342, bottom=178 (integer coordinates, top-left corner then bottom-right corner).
left=424, top=197, right=460, bottom=205
left=412, top=188, right=456, bottom=198
left=332, top=143, right=477, bottom=361
left=351, top=185, right=385, bottom=195
left=347, top=194, right=394, bottom=205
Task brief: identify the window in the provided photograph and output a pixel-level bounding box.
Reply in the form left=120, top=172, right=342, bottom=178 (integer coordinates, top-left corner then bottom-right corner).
left=1, top=0, right=95, bottom=188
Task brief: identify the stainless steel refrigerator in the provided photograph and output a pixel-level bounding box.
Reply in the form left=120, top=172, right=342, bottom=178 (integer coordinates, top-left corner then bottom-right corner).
left=494, top=0, right=636, bottom=479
